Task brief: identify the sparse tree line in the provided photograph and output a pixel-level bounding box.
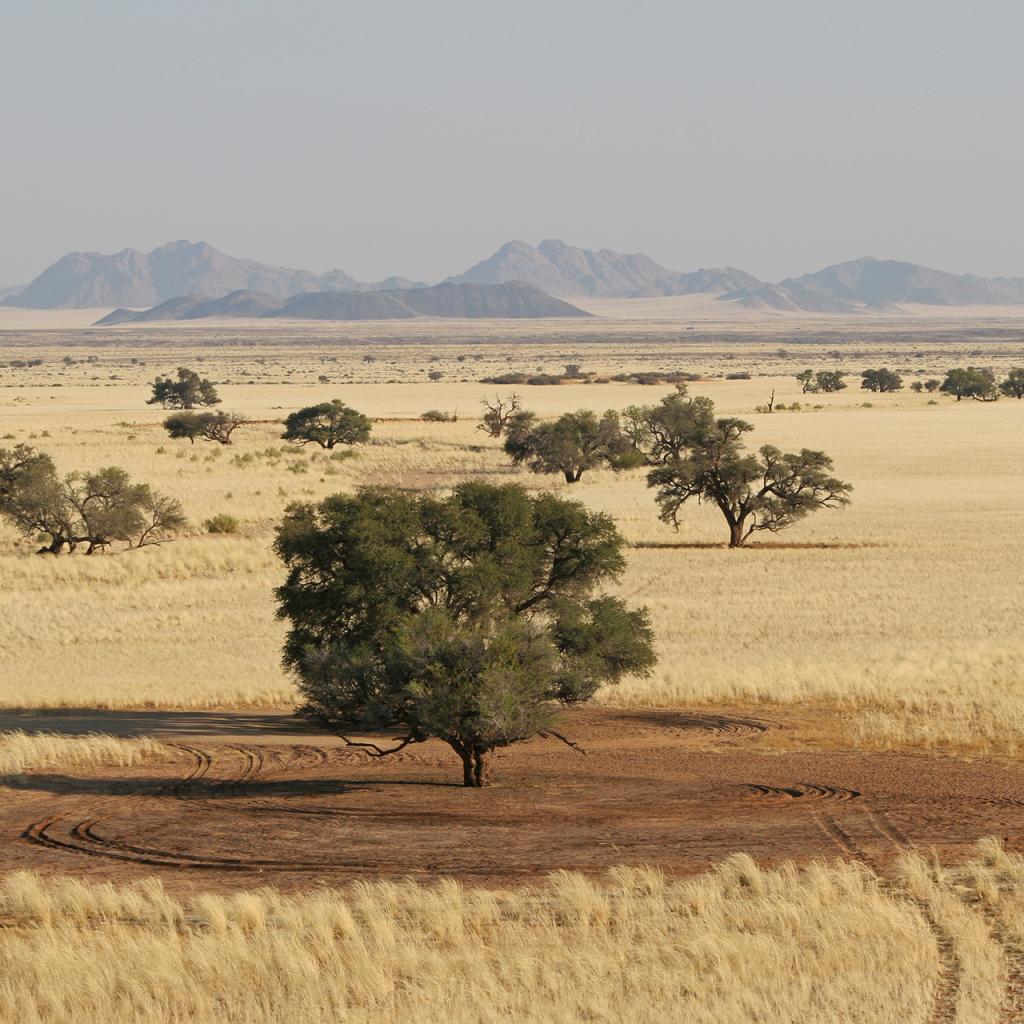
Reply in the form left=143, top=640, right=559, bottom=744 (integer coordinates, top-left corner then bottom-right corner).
left=794, top=365, right=1024, bottom=400
left=0, top=370, right=375, bottom=554
left=149, top=368, right=373, bottom=450
left=481, top=386, right=851, bottom=547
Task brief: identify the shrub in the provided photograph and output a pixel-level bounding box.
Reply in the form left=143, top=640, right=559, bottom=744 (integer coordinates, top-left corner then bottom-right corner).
left=203, top=514, right=239, bottom=534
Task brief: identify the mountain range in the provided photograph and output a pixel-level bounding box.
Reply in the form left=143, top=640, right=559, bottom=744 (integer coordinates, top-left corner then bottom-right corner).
left=2, top=240, right=427, bottom=309
left=7, top=239, right=1024, bottom=316
left=721, top=257, right=1024, bottom=312
left=95, top=282, right=590, bottom=324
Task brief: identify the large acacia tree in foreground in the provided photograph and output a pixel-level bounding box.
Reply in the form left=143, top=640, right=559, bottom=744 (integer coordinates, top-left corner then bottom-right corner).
left=274, top=482, right=656, bottom=786
left=628, top=390, right=852, bottom=547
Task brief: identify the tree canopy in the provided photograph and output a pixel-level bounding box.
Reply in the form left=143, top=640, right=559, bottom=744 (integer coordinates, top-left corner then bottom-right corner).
left=281, top=400, right=372, bottom=449
left=860, top=369, right=903, bottom=393
left=504, top=408, right=641, bottom=483
left=628, top=391, right=851, bottom=547
left=164, top=410, right=246, bottom=444
left=940, top=367, right=999, bottom=402
left=274, top=482, right=656, bottom=786
left=1001, top=368, right=1024, bottom=399
left=147, top=367, right=221, bottom=409
left=796, top=370, right=846, bottom=394
left=0, top=446, right=184, bottom=554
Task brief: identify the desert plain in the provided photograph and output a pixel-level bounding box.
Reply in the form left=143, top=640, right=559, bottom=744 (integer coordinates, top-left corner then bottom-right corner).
left=2, top=307, right=1024, bottom=1022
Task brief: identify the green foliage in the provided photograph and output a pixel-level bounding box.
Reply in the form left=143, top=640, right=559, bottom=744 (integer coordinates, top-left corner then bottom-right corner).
left=163, top=411, right=245, bottom=445
left=940, top=367, right=999, bottom=402
left=860, top=369, right=903, bottom=393
left=0, top=446, right=184, bottom=553
left=629, top=394, right=851, bottom=547
left=814, top=371, right=846, bottom=393
left=274, top=482, right=656, bottom=786
left=504, top=409, right=641, bottom=483
left=421, top=409, right=455, bottom=422
left=204, top=513, right=240, bottom=534
left=1001, top=368, right=1024, bottom=399
left=281, top=400, right=372, bottom=449
left=147, top=367, right=221, bottom=409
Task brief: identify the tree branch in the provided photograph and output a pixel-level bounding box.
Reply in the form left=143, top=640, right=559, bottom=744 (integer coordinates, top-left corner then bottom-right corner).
left=336, top=734, right=421, bottom=757
left=539, top=729, right=587, bottom=755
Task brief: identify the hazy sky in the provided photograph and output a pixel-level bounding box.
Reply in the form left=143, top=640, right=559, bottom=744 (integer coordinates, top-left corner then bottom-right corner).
left=4, top=0, right=1024, bottom=286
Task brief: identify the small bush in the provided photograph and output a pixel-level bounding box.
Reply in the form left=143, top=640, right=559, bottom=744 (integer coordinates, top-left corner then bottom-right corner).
left=203, top=514, right=239, bottom=535
left=422, top=409, right=455, bottom=422
left=725, top=372, right=752, bottom=380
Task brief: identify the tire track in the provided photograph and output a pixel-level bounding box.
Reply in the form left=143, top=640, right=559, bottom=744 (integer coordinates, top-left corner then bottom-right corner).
left=810, top=803, right=961, bottom=1024
left=744, top=782, right=860, bottom=802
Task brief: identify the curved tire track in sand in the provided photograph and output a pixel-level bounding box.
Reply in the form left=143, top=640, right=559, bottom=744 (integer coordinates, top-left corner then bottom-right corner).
left=744, top=782, right=861, bottom=801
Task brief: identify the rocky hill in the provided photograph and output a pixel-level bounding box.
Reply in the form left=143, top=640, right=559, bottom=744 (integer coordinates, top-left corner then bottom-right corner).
left=94, top=282, right=590, bottom=323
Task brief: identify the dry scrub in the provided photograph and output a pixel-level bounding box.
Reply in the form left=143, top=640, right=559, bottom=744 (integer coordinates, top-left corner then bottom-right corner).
left=0, top=731, right=167, bottom=775
left=0, top=857, right=937, bottom=1024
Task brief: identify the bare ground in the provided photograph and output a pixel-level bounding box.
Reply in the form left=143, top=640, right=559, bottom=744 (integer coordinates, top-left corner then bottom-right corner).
left=3, top=707, right=1023, bottom=893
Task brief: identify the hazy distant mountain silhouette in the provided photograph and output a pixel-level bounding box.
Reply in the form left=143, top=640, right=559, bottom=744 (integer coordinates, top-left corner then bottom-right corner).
left=12, top=240, right=1024, bottom=314
left=721, top=257, right=1024, bottom=312
left=94, top=282, right=590, bottom=324
left=447, top=239, right=761, bottom=298
left=4, top=240, right=427, bottom=309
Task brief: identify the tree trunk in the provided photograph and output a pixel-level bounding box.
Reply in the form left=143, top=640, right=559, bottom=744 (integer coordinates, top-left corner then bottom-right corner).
left=473, top=749, right=490, bottom=787
left=728, top=519, right=746, bottom=548
left=453, top=744, right=490, bottom=787
left=563, top=468, right=582, bottom=484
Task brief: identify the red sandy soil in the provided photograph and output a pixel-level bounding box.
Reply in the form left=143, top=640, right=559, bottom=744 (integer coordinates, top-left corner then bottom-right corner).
left=2, top=706, right=1023, bottom=893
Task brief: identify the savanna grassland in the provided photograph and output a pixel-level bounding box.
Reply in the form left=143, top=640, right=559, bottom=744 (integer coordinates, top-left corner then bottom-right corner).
left=2, top=331, right=1023, bottom=751
left=2, top=319, right=1024, bottom=1023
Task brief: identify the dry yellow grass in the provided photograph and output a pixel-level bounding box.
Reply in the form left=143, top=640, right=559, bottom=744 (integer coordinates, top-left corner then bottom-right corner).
left=0, top=731, right=168, bottom=775
left=0, top=857, right=939, bottom=1023
left=1, top=340, right=1023, bottom=753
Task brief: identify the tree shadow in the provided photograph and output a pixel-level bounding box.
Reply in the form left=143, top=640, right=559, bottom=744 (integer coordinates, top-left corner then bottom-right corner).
left=0, top=708, right=312, bottom=739
left=0, top=773, right=462, bottom=797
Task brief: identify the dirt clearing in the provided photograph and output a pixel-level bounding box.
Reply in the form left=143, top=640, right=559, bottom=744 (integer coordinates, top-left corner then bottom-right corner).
left=3, top=706, right=1023, bottom=893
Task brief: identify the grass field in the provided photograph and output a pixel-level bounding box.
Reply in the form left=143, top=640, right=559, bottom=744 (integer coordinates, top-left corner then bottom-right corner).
left=2, top=342, right=1023, bottom=752
left=3, top=326, right=1024, bottom=1022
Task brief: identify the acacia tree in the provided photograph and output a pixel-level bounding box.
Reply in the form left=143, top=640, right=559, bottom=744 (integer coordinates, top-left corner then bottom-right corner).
left=478, top=392, right=522, bottom=437
left=814, top=371, right=846, bottom=393
left=1001, top=368, right=1024, bottom=399
left=504, top=409, right=641, bottom=483
left=860, top=369, right=903, bottom=393
left=281, top=400, right=371, bottom=449
left=147, top=367, right=221, bottom=409
left=795, top=370, right=816, bottom=393
left=629, top=391, right=851, bottom=547
left=164, top=410, right=246, bottom=444
left=939, top=367, right=999, bottom=402
left=0, top=447, right=184, bottom=554
left=274, top=482, right=656, bottom=787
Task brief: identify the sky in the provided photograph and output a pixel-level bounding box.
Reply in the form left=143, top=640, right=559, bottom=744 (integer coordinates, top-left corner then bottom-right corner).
left=3, top=0, right=1024, bottom=287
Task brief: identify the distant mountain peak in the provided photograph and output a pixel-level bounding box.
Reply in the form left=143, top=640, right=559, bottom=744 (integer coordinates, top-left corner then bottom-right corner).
left=2, top=240, right=425, bottom=309
left=447, top=240, right=763, bottom=298
left=722, top=256, right=1024, bottom=311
